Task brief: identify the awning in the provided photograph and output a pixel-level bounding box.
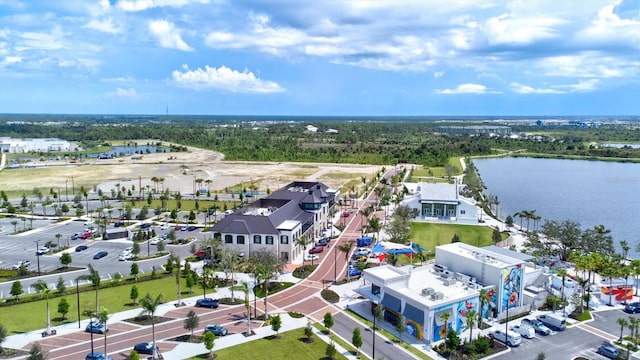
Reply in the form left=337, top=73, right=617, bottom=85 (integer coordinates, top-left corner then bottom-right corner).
left=381, top=293, right=402, bottom=312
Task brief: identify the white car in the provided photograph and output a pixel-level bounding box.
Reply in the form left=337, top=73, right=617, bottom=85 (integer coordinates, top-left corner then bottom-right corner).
left=118, top=253, right=134, bottom=261
left=511, top=324, right=535, bottom=339
left=12, top=260, right=31, bottom=269
left=149, top=237, right=161, bottom=245
left=84, top=220, right=95, bottom=226
left=122, top=247, right=134, bottom=254
left=304, top=254, right=320, bottom=261
left=36, top=246, right=51, bottom=255
left=160, top=224, right=170, bottom=230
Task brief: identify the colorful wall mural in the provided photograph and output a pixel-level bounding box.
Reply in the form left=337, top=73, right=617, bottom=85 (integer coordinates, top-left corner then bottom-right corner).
left=501, top=264, right=523, bottom=312
left=456, top=298, right=479, bottom=333
left=432, top=305, right=455, bottom=342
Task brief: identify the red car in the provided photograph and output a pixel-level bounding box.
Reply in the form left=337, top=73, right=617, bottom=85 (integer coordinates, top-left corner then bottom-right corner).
left=175, top=225, right=182, bottom=231
left=341, top=212, right=351, bottom=217
left=194, top=249, right=206, bottom=258
left=309, top=246, right=324, bottom=254
left=80, top=232, right=92, bottom=239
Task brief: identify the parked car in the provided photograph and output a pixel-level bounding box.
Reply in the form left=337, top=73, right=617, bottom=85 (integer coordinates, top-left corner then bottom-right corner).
left=316, top=237, right=331, bottom=246
left=624, top=302, right=640, bottom=314
left=75, top=245, right=88, bottom=252
left=204, top=324, right=228, bottom=336
left=84, top=220, right=95, bottom=226
left=36, top=246, right=51, bottom=255
left=71, top=233, right=80, bottom=240
left=118, top=253, right=134, bottom=261
left=353, top=247, right=370, bottom=257
left=491, top=329, right=521, bottom=347
left=122, top=247, right=134, bottom=254
left=536, top=313, right=566, bottom=331
left=186, top=225, right=197, bottom=231
left=309, top=246, right=324, bottom=254
left=160, top=224, right=170, bottom=230
left=304, top=254, right=319, bottom=261
left=356, top=236, right=373, bottom=247
left=85, top=321, right=108, bottom=334
left=341, top=211, right=351, bottom=217
left=511, top=324, right=535, bottom=339
left=113, top=221, right=124, bottom=227
left=149, top=237, right=160, bottom=245
left=85, top=352, right=113, bottom=360
left=174, top=225, right=182, bottom=231
left=80, top=232, right=92, bottom=239
left=195, top=298, right=219, bottom=308
left=140, top=223, right=152, bottom=229
left=12, top=260, right=31, bottom=269
left=194, top=249, right=207, bottom=258
left=348, top=267, right=362, bottom=277
left=93, top=251, right=108, bottom=260
left=133, top=342, right=158, bottom=355
left=596, top=343, right=619, bottom=359
left=521, top=318, right=552, bottom=335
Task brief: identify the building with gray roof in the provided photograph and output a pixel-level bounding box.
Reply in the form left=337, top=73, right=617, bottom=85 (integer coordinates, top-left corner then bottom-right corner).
left=401, top=182, right=478, bottom=224
left=211, top=181, right=338, bottom=263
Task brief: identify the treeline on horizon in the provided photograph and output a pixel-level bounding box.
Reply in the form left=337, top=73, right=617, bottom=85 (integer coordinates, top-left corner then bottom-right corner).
left=1, top=115, right=639, bottom=166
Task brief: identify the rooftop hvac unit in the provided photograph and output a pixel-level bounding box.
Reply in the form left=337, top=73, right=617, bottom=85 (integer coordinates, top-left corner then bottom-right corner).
left=421, top=287, right=435, bottom=297
left=434, top=264, right=447, bottom=273
left=430, top=292, right=445, bottom=300
left=440, top=272, right=449, bottom=279
left=444, top=278, right=457, bottom=286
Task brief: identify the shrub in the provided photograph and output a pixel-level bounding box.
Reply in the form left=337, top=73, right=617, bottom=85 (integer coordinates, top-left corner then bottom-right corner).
left=474, top=336, right=489, bottom=353
left=320, top=289, right=339, bottom=303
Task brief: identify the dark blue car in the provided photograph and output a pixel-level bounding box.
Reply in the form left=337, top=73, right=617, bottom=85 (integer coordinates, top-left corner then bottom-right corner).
left=85, top=321, right=108, bottom=334
left=204, top=324, right=228, bottom=336
left=133, top=342, right=158, bottom=355
left=85, top=352, right=113, bottom=360
left=195, top=298, right=219, bottom=308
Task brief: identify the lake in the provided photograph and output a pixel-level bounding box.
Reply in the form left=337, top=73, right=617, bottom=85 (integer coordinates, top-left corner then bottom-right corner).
left=473, top=157, right=640, bottom=255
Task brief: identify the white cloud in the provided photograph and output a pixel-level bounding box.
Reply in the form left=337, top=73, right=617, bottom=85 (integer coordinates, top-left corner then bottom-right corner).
left=555, top=79, right=599, bottom=92
left=0, top=56, right=22, bottom=68
left=101, top=76, right=136, bottom=83
left=85, top=18, right=123, bottom=34
left=148, top=20, right=193, bottom=51
left=434, top=83, right=500, bottom=94
left=17, top=25, right=67, bottom=51
left=510, top=82, right=564, bottom=94
left=480, top=13, right=566, bottom=45
left=113, top=87, right=138, bottom=98
left=433, top=71, right=444, bottom=79
left=117, top=0, right=210, bottom=12
left=172, top=64, right=286, bottom=93
left=537, top=54, right=626, bottom=78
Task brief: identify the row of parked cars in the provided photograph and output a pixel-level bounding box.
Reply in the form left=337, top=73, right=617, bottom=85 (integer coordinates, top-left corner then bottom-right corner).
left=492, top=313, right=566, bottom=347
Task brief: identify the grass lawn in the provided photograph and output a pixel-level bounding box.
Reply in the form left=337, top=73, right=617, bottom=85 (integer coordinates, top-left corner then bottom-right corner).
left=410, top=222, right=496, bottom=252
left=188, top=329, right=348, bottom=360
left=1, top=276, right=184, bottom=334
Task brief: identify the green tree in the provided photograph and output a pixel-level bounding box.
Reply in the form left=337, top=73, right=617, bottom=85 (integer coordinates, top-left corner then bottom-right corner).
left=304, top=322, right=313, bottom=342
left=352, top=327, right=363, bottom=356
left=183, top=310, right=200, bottom=341
left=338, top=242, right=353, bottom=280
left=27, top=342, right=47, bottom=360
left=325, top=341, right=337, bottom=360
left=57, top=298, right=70, bottom=320
left=59, top=252, right=72, bottom=268
left=130, top=262, right=139, bottom=280
left=323, top=312, right=334, bottom=334
left=157, top=240, right=165, bottom=252
left=270, top=314, right=282, bottom=338
left=132, top=242, right=141, bottom=256
left=536, top=351, right=546, bottom=360
left=492, top=228, right=502, bottom=244
left=203, top=330, right=215, bottom=359
left=56, top=276, right=66, bottom=294
left=445, top=329, right=460, bottom=354
left=396, top=313, right=406, bottom=342
left=464, top=310, right=478, bottom=343
left=451, top=233, right=460, bottom=243
left=185, top=271, right=195, bottom=294
left=618, top=317, right=629, bottom=342
left=11, top=281, right=23, bottom=300
left=0, top=323, right=8, bottom=353
left=130, top=285, right=139, bottom=305
left=139, top=293, right=164, bottom=360
left=129, top=350, right=140, bottom=360
left=86, top=264, right=101, bottom=314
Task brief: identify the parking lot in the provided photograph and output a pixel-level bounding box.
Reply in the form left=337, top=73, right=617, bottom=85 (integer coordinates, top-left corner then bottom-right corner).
left=492, top=308, right=640, bottom=360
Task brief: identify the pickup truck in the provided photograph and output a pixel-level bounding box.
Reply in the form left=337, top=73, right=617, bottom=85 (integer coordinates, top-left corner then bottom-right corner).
left=521, top=318, right=552, bottom=336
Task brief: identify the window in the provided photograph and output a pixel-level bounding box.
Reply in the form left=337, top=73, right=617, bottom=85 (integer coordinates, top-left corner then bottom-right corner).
left=237, top=235, right=245, bottom=245
left=266, top=236, right=274, bottom=245
left=253, top=235, right=262, bottom=244
left=224, top=235, right=232, bottom=244
left=460, top=210, right=466, bottom=215
left=280, top=235, right=289, bottom=244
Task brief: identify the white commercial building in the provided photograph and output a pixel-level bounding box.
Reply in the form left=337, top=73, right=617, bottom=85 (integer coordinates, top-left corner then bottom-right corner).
left=0, top=137, right=71, bottom=153
left=401, top=182, right=478, bottom=224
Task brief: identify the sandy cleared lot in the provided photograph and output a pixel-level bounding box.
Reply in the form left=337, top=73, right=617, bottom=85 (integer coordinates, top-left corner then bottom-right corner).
left=0, top=145, right=383, bottom=195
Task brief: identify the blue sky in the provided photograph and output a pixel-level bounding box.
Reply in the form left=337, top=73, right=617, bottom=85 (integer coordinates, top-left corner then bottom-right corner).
left=1, top=0, right=639, bottom=116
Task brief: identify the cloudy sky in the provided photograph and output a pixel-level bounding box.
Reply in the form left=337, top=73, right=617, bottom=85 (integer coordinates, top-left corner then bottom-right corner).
left=1, top=0, right=639, bottom=116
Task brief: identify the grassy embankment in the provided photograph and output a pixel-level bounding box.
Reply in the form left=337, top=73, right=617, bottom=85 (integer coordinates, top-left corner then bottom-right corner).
left=410, top=222, right=499, bottom=252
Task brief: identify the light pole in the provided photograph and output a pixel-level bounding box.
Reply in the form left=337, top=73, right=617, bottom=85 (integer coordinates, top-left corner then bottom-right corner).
left=76, top=278, right=81, bottom=329
left=334, top=244, right=337, bottom=283
left=35, top=240, right=41, bottom=276
left=505, top=298, right=510, bottom=343
left=65, top=179, right=69, bottom=201
left=372, top=302, right=378, bottom=360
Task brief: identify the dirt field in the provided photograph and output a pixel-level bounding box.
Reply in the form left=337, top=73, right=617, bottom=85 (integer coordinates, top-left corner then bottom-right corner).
left=0, top=145, right=383, bottom=196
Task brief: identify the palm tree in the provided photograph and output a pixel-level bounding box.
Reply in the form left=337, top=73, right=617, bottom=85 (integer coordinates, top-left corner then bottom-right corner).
left=257, top=264, right=276, bottom=319
left=620, top=240, right=630, bottom=262
left=479, top=288, right=490, bottom=320
left=140, top=293, right=164, bottom=360
left=465, top=310, right=478, bottom=343
left=232, top=281, right=252, bottom=336
left=98, top=307, right=109, bottom=355
left=295, top=235, right=310, bottom=257
left=440, top=311, right=450, bottom=341
left=601, top=264, right=619, bottom=306
left=556, top=268, right=568, bottom=316
left=338, top=242, right=353, bottom=281
left=631, top=260, right=640, bottom=297
left=170, top=254, right=184, bottom=306
left=220, top=250, right=240, bottom=301
left=367, top=218, right=382, bottom=242
left=87, top=265, right=101, bottom=313
left=617, top=317, right=628, bottom=342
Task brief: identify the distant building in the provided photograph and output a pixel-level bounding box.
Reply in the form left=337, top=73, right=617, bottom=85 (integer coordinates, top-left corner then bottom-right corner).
left=211, top=181, right=338, bottom=263
left=401, top=182, right=478, bottom=224
left=0, top=137, right=71, bottom=153
left=438, top=126, right=511, bottom=136
left=105, top=228, right=130, bottom=240
left=305, top=125, right=318, bottom=133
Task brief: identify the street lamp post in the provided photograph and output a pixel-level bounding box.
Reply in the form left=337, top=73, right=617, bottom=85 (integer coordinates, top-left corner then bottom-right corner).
left=372, top=302, right=377, bottom=360
left=334, top=244, right=337, bottom=283
left=76, top=279, right=81, bottom=329
left=505, top=300, right=510, bottom=343
left=35, top=240, right=41, bottom=276
left=65, top=179, right=69, bottom=201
